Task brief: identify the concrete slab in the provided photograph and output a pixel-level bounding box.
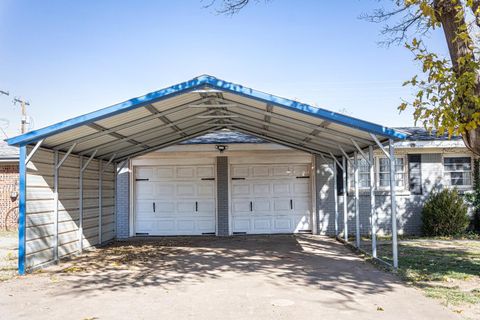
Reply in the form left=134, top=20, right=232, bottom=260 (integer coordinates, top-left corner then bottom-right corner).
left=0, top=235, right=460, bottom=320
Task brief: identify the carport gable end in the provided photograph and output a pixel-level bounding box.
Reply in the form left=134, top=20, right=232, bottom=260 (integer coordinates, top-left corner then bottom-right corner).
left=6, top=75, right=407, bottom=147
left=8, top=75, right=409, bottom=275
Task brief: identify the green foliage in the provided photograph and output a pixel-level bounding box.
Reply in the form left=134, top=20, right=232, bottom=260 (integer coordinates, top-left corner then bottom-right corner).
left=422, top=188, right=470, bottom=236
left=400, top=39, right=480, bottom=137
left=465, top=159, right=480, bottom=230
left=397, top=0, right=480, bottom=138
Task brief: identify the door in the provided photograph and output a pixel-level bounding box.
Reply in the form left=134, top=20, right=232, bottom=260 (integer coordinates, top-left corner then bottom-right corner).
left=231, top=163, right=311, bottom=234
left=135, top=165, right=216, bottom=235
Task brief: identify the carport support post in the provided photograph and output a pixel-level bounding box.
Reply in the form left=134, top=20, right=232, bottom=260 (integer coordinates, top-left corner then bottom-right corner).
left=342, top=156, right=348, bottom=242
left=354, top=151, right=360, bottom=248
left=79, top=156, right=83, bottom=253
left=18, top=146, right=27, bottom=275
left=333, top=158, right=338, bottom=237
left=369, top=146, right=377, bottom=258
left=53, top=151, right=59, bottom=262
left=98, top=161, right=102, bottom=245
left=389, top=139, right=399, bottom=268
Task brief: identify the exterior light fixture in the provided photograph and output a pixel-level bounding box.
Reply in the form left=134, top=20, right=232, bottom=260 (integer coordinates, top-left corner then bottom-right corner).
left=215, top=145, right=228, bottom=153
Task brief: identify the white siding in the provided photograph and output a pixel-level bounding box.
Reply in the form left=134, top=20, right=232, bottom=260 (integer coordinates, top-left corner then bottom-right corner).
left=25, top=146, right=115, bottom=270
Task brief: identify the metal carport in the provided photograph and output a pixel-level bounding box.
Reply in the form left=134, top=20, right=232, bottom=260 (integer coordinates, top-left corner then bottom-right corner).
left=6, top=75, right=408, bottom=274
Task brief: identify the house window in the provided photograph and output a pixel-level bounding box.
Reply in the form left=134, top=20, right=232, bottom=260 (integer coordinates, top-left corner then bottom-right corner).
left=444, top=157, right=472, bottom=186
left=348, top=158, right=370, bottom=189
left=378, top=157, right=405, bottom=188
left=358, top=158, right=370, bottom=188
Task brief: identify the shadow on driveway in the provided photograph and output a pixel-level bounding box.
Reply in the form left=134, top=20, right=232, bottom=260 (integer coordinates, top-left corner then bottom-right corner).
left=53, top=235, right=399, bottom=297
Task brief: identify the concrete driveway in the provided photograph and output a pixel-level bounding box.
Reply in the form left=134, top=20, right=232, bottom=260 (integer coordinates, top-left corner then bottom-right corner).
left=0, top=235, right=459, bottom=320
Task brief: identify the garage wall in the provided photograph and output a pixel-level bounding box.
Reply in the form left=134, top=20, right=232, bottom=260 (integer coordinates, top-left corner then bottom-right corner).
left=24, top=146, right=115, bottom=270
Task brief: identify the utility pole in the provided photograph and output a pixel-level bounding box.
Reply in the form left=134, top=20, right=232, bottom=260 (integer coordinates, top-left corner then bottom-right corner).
left=13, top=98, right=30, bottom=134
left=1, top=89, right=31, bottom=134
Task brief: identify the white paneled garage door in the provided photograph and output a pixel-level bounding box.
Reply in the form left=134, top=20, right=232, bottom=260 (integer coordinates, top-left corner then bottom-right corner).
left=135, top=165, right=216, bottom=235
left=231, top=163, right=312, bottom=234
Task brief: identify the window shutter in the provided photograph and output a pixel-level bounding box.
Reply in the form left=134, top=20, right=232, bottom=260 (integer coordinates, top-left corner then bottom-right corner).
left=408, top=154, right=422, bottom=194
left=336, top=161, right=345, bottom=195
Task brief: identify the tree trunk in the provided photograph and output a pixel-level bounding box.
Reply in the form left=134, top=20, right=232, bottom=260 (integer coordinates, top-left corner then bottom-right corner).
left=434, top=0, right=480, bottom=155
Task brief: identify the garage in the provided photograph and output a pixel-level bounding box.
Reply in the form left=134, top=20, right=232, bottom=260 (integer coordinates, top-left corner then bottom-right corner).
left=6, top=75, right=408, bottom=274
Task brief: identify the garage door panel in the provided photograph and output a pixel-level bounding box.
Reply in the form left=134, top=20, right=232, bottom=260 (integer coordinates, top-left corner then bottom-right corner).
left=232, top=184, right=250, bottom=196
left=176, top=184, right=195, bottom=197
left=135, top=183, right=154, bottom=199
left=253, top=218, right=271, bottom=231
left=293, top=165, right=310, bottom=176
left=273, top=199, right=291, bottom=212
left=254, top=199, right=271, bottom=212
left=155, top=201, right=175, bottom=213
left=232, top=166, right=249, bottom=177
left=135, top=164, right=215, bottom=236
left=197, top=183, right=214, bottom=196
left=156, top=184, right=175, bottom=197
left=231, top=163, right=311, bottom=234
left=197, top=166, right=214, bottom=178
left=253, top=183, right=270, bottom=196
left=156, top=167, right=174, bottom=179
left=273, top=166, right=291, bottom=177
left=197, top=219, right=215, bottom=231
left=177, top=220, right=195, bottom=231
left=293, top=182, right=309, bottom=195
left=136, top=167, right=154, bottom=180
left=293, top=197, right=311, bottom=211
left=176, top=167, right=195, bottom=178
left=233, top=219, right=250, bottom=232
left=272, top=182, right=290, bottom=195
left=177, top=201, right=195, bottom=213
left=252, top=166, right=269, bottom=177
left=136, top=200, right=155, bottom=213
left=294, top=216, right=311, bottom=231
left=232, top=200, right=251, bottom=214
left=197, top=200, right=215, bottom=215
left=156, top=220, right=176, bottom=231
left=274, top=218, right=292, bottom=230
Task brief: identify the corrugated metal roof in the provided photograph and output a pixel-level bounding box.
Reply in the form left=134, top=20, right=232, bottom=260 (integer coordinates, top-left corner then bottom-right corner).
left=5, top=75, right=410, bottom=161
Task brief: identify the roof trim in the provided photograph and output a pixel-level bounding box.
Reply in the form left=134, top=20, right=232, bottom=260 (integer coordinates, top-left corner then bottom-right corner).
left=6, top=75, right=408, bottom=146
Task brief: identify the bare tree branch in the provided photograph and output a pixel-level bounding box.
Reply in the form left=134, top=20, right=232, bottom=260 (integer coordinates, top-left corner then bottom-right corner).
left=204, top=0, right=266, bottom=15
left=360, top=4, right=430, bottom=46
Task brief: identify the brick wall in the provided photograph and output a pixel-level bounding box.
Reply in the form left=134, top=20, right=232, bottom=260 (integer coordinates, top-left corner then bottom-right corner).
left=0, top=163, right=19, bottom=230
left=315, top=155, right=425, bottom=237
left=216, top=156, right=229, bottom=236
left=116, top=166, right=130, bottom=238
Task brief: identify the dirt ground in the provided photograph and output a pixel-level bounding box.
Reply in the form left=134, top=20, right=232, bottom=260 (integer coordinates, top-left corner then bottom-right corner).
left=0, top=235, right=463, bottom=320
left=0, top=231, right=17, bottom=281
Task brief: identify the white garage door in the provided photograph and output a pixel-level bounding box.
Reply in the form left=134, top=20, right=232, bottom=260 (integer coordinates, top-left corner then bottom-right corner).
left=135, top=165, right=216, bottom=235
left=231, top=163, right=312, bottom=234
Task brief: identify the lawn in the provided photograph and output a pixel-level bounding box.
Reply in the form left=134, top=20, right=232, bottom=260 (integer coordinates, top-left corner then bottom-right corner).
left=377, top=239, right=480, bottom=318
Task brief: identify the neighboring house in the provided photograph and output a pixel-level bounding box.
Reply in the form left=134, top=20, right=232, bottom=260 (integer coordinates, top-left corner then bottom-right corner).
left=0, top=141, right=19, bottom=230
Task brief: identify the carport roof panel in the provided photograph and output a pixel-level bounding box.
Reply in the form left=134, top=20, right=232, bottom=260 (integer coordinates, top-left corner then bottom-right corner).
left=6, top=75, right=408, bottom=149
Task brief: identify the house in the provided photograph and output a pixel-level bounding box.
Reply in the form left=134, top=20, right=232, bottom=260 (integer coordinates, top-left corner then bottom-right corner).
left=0, top=141, right=19, bottom=230
left=4, top=75, right=477, bottom=274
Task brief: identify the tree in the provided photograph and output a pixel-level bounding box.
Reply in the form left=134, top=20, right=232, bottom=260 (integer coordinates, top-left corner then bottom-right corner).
left=207, top=0, right=480, bottom=155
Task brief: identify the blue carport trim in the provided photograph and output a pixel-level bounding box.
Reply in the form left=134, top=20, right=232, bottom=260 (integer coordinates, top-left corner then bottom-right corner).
left=6, top=75, right=407, bottom=147
left=18, top=146, right=26, bottom=275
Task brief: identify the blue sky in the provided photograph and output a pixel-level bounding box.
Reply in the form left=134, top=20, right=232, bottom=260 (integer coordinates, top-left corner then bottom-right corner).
left=0, top=0, right=448, bottom=138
